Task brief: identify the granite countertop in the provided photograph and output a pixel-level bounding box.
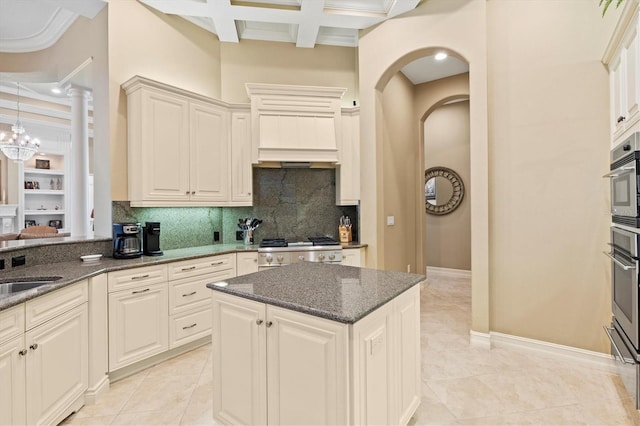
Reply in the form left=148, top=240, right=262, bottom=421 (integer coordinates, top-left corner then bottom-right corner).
left=0, top=242, right=369, bottom=312
left=206, top=262, right=424, bottom=324
left=0, top=243, right=255, bottom=311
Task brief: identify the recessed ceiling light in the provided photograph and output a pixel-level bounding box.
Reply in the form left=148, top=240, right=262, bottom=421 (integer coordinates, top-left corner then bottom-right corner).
left=435, top=52, right=448, bottom=61
left=51, top=87, right=62, bottom=94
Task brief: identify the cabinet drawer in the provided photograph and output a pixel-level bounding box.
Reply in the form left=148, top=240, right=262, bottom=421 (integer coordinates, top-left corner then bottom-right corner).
left=0, top=304, right=25, bottom=344
left=25, top=281, right=88, bottom=330
left=169, top=308, right=211, bottom=349
left=169, top=275, right=213, bottom=315
left=108, top=264, right=167, bottom=293
left=168, top=254, right=236, bottom=281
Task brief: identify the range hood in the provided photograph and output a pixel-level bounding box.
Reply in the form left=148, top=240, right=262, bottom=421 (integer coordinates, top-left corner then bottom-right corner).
left=246, top=83, right=346, bottom=165
left=254, top=161, right=336, bottom=169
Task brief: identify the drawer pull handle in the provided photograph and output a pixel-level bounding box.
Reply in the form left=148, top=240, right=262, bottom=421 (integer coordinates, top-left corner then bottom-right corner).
left=182, top=291, right=197, bottom=297
left=132, top=288, right=150, bottom=294
left=29, top=344, right=38, bottom=351
left=131, top=274, right=150, bottom=280
left=181, top=266, right=197, bottom=271
left=183, top=323, right=197, bottom=330
left=211, top=261, right=224, bottom=266
left=18, top=349, right=27, bottom=356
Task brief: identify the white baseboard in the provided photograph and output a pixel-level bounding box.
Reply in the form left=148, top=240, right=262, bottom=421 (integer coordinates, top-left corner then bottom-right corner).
left=487, top=331, right=617, bottom=373
left=426, top=266, right=471, bottom=279
left=469, top=330, right=491, bottom=349
left=84, top=375, right=110, bottom=405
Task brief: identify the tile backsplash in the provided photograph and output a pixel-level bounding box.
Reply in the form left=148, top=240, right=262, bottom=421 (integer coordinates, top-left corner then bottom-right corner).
left=112, top=168, right=358, bottom=249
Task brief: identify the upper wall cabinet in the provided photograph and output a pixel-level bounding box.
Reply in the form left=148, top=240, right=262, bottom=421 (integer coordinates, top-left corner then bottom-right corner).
left=604, top=1, right=640, bottom=145
left=337, top=108, right=360, bottom=206
left=122, top=76, right=251, bottom=207
left=245, top=83, right=346, bottom=163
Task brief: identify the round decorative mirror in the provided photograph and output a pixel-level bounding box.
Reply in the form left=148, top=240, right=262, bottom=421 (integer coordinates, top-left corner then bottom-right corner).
left=424, top=167, right=465, bottom=215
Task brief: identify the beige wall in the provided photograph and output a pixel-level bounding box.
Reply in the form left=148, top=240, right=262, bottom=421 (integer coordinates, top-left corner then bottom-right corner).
left=380, top=72, right=417, bottom=273
left=107, top=0, right=222, bottom=201
left=359, top=0, right=490, bottom=332
left=424, top=100, right=471, bottom=271
left=487, top=0, right=616, bottom=352
left=220, top=40, right=358, bottom=106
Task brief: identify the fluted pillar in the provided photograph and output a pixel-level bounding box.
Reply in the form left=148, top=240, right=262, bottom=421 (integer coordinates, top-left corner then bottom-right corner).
left=68, top=86, right=91, bottom=237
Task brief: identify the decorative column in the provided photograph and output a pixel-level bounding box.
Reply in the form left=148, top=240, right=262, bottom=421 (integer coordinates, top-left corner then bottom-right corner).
left=68, top=86, right=91, bottom=237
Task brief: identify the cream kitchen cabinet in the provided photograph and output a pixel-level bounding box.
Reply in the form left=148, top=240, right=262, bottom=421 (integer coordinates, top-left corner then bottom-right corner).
left=123, top=76, right=230, bottom=206
left=236, top=251, right=259, bottom=276
left=605, top=1, right=640, bottom=144
left=108, top=282, right=168, bottom=371
left=168, top=254, right=235, bottom=349
left=107, top=265, right=169, bottom=371
left=0, top=281, right=89, bottom=426
left=342, top=247, right=365, bottom=267
left=212, top=293, right=349, bottom=425
left=230, top=107, right=253, bottom=205
left=337, top=108, right=360, bottom=205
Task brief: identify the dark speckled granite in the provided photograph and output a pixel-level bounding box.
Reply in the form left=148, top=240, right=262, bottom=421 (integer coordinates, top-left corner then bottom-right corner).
left=207, top=262, right=424, bottom=324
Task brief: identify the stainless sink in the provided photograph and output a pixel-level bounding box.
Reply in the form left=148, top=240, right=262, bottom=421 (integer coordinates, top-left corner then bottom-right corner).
left=0, top=276, right=62, bottom=294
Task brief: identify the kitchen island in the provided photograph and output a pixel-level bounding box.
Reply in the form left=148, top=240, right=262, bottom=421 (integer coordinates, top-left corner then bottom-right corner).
left=207, top=262, right=425, bottom=426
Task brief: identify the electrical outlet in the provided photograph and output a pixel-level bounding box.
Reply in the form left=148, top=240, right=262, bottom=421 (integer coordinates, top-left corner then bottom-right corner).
left=236, top=231, right=243, bottom=241
left=12, top=255, right=25, bottom=267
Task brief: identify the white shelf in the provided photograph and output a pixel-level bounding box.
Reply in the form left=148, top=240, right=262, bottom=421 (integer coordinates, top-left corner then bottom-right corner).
left=24, top=168, right=65, bottom=176
left=25, top=210, right=65, bottom=216
left=24, top=190, right=64, bottom=195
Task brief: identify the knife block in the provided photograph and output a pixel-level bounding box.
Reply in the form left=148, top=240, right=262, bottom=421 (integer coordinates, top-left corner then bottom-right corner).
left=339, top=225, right=352, bottom=243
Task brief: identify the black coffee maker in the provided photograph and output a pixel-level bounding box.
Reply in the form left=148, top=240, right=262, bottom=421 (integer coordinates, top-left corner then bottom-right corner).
left=113, top=223, right=143, bottom=259
left=143, top=222, right=163, bottom=256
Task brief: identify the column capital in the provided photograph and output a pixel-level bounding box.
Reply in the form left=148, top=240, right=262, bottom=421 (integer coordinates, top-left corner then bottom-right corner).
left=66, top=85, right=92, bottom=100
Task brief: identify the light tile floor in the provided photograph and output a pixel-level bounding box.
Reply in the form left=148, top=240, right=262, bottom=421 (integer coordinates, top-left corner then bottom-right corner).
left=63, top=273, right=640, bottom=425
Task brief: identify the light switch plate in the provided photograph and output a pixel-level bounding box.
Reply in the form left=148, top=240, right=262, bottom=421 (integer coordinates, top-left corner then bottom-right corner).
left=386, top=216, right=395, bottom=226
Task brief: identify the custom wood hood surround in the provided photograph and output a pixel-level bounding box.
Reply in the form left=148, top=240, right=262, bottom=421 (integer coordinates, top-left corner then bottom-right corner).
left=246, top=83, right=346, bottom=164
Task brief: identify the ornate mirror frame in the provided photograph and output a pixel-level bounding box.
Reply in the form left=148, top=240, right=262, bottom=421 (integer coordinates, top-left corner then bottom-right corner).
left=424, top=166, right=465, bottom=215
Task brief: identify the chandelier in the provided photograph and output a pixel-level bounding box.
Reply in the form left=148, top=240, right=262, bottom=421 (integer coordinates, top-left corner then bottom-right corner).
left=0, top=84, right=40, bottom=162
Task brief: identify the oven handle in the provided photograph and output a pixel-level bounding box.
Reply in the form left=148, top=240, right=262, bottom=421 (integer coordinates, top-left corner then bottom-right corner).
left=603, top=166, right=635, bottom=178
left=603, top=251, right=637, bottom=270
left=603, top=326, right=636, bottom=365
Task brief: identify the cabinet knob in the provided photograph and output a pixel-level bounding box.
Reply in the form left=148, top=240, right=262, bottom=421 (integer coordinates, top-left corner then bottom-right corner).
left=18, top=349, right=27, bottom=356
left=191, top=191, right=195, bottom=195
left=266, top=321, right=273, bottom=328
left=617, top=115, right=626, bottom=123
left=29, top=344, right=38, bottom=351
left=186, top=191, right=190, bottom=195
left=256, top=319, right=264, bottom=325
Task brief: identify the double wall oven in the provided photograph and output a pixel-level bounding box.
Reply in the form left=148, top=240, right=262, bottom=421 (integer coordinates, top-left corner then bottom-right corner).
left=604, top=133, right=640, bottom=408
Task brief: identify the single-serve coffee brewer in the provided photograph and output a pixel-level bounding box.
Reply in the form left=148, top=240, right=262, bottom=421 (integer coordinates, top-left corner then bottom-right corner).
left=113, top=223, right=143, bottom=259
left=143, top=221, right=163, bottom=256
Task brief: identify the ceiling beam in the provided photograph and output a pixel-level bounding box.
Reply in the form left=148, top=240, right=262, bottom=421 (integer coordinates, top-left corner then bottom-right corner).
left=296, top=0, right=324, bottom=48
left=207, top=0, right=239, bottom=42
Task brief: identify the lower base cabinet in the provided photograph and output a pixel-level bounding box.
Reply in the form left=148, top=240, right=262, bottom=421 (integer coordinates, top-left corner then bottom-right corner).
left=211, top=284, right=420, bottom=425
left=212, top=294, right=348, bottom=425
left=0, top=281, right=89, bottom=426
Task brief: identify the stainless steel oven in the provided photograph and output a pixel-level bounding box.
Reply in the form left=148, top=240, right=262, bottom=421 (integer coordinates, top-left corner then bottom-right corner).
left=605, top=133, right=640, bottom=227
left=605, top=226, right=640, bottom=350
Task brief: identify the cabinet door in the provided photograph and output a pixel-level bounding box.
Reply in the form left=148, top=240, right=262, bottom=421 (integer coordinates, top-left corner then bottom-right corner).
left=625, top=21, right=639, bottom=127
left=231, top=110, right=253, bottom=205
left=236, top=252, right=259, bottom=276
left=611, top=52, right=627, bottom=140
left=393, top=286, right=421, bottom=425
left=136, top=89, right=190, bottom=202
left=108, top=283, right=168, bottom=371
left=0, top=335, right=26, bottom=426
left=189, top=101, right=229, bottom=202
left=342, top=247, right=364, bottom=267
left=26, top=303, right=88, bottom=426
left=212, top=293, right=267, bottom=426
left=337, top=110, right=360, bottom=205
left=266, top=306, right=348, bottom=426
